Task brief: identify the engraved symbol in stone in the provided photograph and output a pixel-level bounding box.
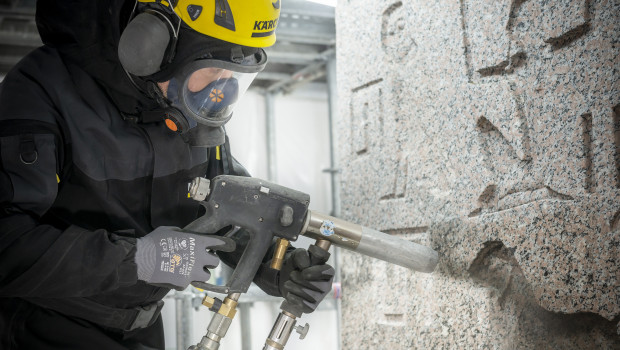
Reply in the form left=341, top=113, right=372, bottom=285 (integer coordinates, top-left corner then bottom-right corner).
left=579, top=113, right=594, bottom=193
left=352, top=101, right=369, bottom=155
left=461, top=0, right=590, bottom=79
left=380, top=155, right=407, bottom=200
left=475, top=82, right=530, bottom=161
left=571, top=106, right=620, bottom=194
left=350, top=79, right=383, bottom=156
left=472, top=111, right=573, bottom=216
left=381, top=1, right=416, bottom=63
left=460, top=0, right=515, bottom=77
left=469, top=82, right=575, bottom=216
left=612, top=211, right=620, bottom=231
left=350, top=78, right=409, bottom=203
left=542, top=0, right=590, bottom=49
left=614, top=105, right=620, bottom=189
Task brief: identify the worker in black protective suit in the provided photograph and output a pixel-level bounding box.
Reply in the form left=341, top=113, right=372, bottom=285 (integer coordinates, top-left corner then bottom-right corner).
left=0, top=1, right=334, bottom=349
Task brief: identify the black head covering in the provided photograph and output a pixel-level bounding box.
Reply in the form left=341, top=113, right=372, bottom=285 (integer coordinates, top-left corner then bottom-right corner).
left=35, top=0, right=259, bottom=117
left=36, top=0, right=158, bottom=116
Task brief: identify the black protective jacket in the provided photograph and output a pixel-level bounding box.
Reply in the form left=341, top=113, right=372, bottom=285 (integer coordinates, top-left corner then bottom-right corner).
left=0, top=1, right=280, bottom=349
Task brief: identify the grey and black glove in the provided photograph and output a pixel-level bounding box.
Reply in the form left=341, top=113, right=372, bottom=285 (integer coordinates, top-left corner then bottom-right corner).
left=135, top=226, right=235, bottom=290
left=279, top=247, right=335, bottom=314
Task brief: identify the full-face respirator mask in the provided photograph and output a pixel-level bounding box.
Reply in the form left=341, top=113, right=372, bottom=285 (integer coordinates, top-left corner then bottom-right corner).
left=118, top=4, right=268, bottom=147
left=156, top=52, right=265, bottom=146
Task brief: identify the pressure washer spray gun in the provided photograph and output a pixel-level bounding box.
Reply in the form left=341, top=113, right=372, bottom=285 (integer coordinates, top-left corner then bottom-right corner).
left=185, top=175, right=439, bottom=350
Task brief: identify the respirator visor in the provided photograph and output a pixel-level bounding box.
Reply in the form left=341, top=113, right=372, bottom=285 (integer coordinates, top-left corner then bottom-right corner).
left=166, top=55, right=263, bottom=128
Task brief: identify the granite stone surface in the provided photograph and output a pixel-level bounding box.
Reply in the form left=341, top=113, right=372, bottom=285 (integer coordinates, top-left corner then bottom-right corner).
left=335, top=0, right=619, bottom=348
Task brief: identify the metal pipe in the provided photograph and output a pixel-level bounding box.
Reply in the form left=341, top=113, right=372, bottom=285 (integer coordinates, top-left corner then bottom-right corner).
left=227, top=293, right=241, bottom=302
left=267, top=51, right=327, bottom=65
left=175, top=291, right=193, bottom=350
left=303, top=211, right=439, bottom=273
left=325, top=55, right=340, bottom=218
left=239, top=303, right=252, bottom=350
left=266, top=49, right=334, bottom=93
left=304, top=211, right=362, bottom=250
left=265, top=92, right=277, bottom=182
left=257, top=72, right=293, bottom=81
left=262, top=311, right=299, bottom=350
left=183, top=293, right=193, bottom=350
left=175, top=292, right=185, bottom=350
left=325, top=55, right=343, bottom=350
left=276, top=33, right=335, bottom=46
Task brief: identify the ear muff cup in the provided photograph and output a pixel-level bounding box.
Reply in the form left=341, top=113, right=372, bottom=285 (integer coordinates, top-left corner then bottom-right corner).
left=118, top=12, right=171, bottom=76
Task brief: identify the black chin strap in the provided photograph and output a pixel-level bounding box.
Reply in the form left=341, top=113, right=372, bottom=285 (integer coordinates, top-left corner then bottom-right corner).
left=116, top=72, right=168, bottom=125
left=146, top=80, right=168, bottom=107
left=139, top=109, right=167, bottom=124
left=135, top=80, right=170, bottom=124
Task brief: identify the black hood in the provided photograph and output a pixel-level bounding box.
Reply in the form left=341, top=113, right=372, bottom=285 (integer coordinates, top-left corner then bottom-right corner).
left=35, top=1, right=262, bottom=117
left=35, top=0, right=159, bottom=116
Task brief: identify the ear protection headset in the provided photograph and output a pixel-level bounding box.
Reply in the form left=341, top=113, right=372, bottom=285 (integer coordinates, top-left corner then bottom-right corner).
left=118, top=6, right=180, bottom=77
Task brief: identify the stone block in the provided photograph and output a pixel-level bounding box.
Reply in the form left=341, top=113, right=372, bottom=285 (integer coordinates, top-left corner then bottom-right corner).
left=336, top=0, right=620, bottom=347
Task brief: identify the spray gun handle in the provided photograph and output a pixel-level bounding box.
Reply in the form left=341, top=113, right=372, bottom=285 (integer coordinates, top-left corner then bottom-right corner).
left=191, top=226, right=274, bottom=294
left=187, top=175, right=311, bottom=350
left=187, top=175, right=310, bottom=294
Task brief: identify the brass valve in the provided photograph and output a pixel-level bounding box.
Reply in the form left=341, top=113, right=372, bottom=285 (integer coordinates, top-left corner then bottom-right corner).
left=202, top=295, right=238, bottom=319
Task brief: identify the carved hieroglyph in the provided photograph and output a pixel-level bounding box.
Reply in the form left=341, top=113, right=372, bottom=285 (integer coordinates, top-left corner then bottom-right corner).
left=337, top=0, right=619, bottom=348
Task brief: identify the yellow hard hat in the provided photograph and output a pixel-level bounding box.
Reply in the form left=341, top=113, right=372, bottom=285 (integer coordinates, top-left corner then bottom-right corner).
left=138, top=0, right=281, bottom=48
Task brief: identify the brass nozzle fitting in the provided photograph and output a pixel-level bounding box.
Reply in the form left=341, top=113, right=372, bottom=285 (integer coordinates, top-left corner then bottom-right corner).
left=202, top=296, right=238, bottom=319
left=270, top=238, right=290, bottom=271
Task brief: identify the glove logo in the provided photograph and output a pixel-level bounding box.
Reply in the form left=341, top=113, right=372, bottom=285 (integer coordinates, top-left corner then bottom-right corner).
left=180, top=239, right=188, bottom=249
left=170, top=254, right=182, bottom=273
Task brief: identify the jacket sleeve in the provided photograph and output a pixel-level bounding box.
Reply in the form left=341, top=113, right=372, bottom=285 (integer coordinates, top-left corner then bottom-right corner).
left=0, top=82, right=139, bottom=299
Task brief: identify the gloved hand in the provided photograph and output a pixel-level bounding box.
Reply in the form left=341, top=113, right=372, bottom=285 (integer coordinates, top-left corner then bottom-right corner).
left=278, top=247, right=335, bottom=314
left=135, top=226, right=235, bottom=290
